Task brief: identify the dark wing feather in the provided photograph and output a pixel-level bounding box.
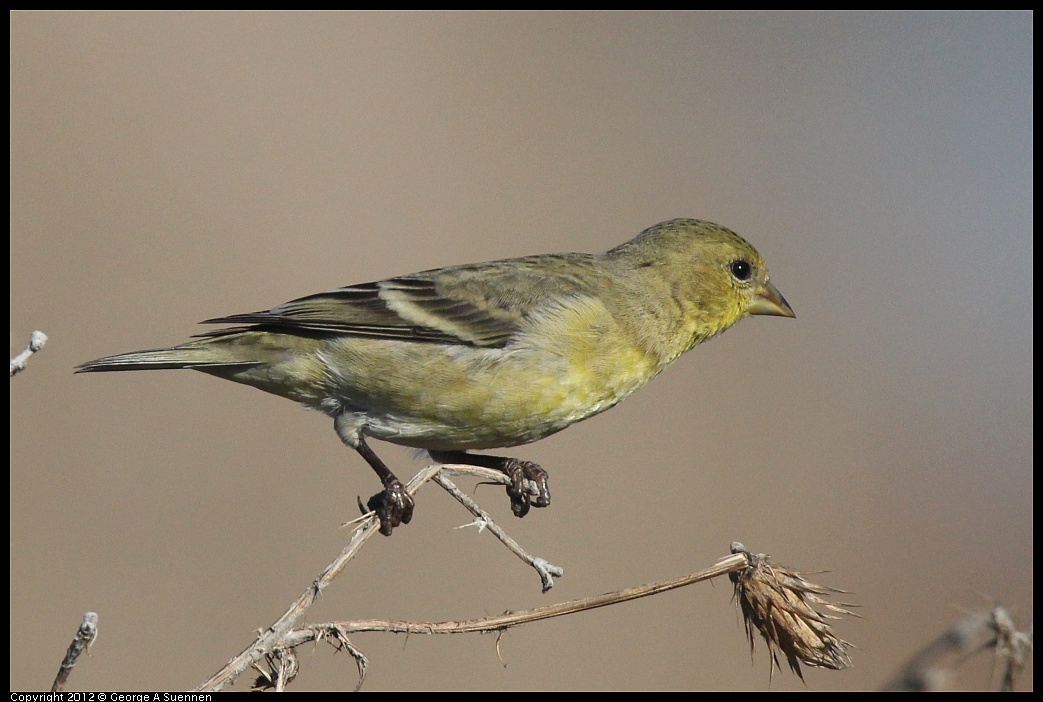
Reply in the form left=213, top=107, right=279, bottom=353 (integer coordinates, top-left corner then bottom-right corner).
left=201, top=266, right=522, bottom=347
left=198, top=254, right=601, bottom=348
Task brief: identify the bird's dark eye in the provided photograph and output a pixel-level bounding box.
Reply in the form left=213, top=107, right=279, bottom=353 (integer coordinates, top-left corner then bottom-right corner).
left=729, top=259, right=752, bottom=281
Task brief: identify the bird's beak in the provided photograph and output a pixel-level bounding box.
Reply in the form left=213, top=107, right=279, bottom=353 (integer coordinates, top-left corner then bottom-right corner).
left=749, top=281, right=795, bottom=318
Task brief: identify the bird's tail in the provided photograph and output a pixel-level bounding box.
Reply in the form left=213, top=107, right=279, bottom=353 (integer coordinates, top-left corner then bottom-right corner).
left=76, top=342, right=259, bottom=373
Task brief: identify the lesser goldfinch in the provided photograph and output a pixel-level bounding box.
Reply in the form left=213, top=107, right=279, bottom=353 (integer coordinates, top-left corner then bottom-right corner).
left=78, top=218, right=794, bottom=535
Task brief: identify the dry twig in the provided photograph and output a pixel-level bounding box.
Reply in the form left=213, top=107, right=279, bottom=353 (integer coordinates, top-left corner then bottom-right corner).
left=258, top=545, right=856, bottom=690
left=190, top=458, right=855, bottom=690
left=51, top=611, right=98, bottom=693
left=10, top=329, right=47, bottom=377
left=881, top=604, right=1032, bottom=691
left=434, top=468, right=563, bottom=591
left=194, top=462, right=561, bottom=691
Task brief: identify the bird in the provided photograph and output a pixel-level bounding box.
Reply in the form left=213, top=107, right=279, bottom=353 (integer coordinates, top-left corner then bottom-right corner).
left=77, top=218, right=794, bottom=535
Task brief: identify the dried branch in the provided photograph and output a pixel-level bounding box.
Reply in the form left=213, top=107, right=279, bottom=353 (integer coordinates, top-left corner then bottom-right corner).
left=261, top=545, right=856, bottom=690
left=10, top=329, right=48, bottom=377
left=194, top=461, right=562, bottom=692
left=191, top=449, right=856, bottom=692
left=434, top=468, right=564, bottom=591
left=269, top=550, right=750, bottom=689
left=881, top=605, right=1033, bottom=691
left=51, top=611, right=98, bottom=693
left=193, top=463, right=440, bottom=692
left=293, top=550, right=748, bottom=637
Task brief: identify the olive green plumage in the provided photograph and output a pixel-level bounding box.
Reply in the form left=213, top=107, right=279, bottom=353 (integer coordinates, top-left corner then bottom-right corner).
left=78, top=218, right=794, bottom=534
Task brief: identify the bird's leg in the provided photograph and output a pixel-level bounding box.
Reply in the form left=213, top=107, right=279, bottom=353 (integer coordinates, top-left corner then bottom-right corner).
left=354, top=436, right=414, bottom=536
left=335, top=415, right=414, bottom=536
left=429, top=450, right=551, bottom=518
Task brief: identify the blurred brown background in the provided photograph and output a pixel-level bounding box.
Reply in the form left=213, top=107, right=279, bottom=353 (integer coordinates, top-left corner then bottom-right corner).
left=10, top=12, right=1032, bottom=691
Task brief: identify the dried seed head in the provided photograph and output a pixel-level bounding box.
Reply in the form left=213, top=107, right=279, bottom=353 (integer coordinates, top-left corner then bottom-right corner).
left=729, top=542, right=858, bottom=682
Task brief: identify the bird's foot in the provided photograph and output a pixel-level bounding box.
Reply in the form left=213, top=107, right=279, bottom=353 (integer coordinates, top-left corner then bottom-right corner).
left=503, top=459, right=551, bottom=518
left=363, top=480, right=414, bottom=536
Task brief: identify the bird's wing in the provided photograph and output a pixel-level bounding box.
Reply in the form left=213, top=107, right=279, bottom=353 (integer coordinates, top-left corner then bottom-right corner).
left=197, top=254, right=599, bottom=349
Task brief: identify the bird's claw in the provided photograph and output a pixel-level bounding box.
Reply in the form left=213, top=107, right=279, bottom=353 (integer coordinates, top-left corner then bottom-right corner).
left=503, top=459, right=551, bottom=518
left=365, top=480, right=415, bottom=536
